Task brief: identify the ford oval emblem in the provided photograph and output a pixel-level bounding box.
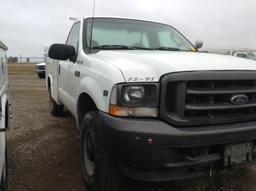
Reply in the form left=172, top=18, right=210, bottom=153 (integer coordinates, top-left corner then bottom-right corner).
left=230, top=95, right=248, bottom=105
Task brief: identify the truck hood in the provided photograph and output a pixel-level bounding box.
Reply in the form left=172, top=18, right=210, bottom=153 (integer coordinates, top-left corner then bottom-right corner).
left=92, top=50, right=256, bottom=82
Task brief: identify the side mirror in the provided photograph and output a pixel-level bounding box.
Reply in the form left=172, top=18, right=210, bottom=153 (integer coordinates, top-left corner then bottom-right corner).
left=195, top=40, right=203, bottom=49
left=48, top=44, right=75, bottom=61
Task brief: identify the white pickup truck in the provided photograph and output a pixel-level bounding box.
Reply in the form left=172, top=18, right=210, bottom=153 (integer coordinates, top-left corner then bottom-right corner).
left=46, top=17, right=256, bottom=191
left=0, top=41, right=9, bottom=191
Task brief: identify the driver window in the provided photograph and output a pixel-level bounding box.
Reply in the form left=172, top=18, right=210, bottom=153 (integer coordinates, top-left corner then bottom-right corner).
left=66, top=22, right=80, bottom=53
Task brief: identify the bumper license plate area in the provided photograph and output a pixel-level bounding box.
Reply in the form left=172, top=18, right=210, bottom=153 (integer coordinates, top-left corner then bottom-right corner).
left=224, top=142, right=253, bottom=166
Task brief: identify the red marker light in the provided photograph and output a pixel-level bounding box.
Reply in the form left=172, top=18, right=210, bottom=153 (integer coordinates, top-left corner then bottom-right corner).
left=147, top=138, right=153, bottom=145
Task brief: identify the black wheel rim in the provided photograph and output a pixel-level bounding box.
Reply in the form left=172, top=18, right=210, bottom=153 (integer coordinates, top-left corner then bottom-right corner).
left=83, top=131, right=96, bottom=176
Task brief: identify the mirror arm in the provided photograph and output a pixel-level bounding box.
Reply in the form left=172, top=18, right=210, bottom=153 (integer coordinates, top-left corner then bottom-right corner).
left=69, top=56, right=77, bottom=63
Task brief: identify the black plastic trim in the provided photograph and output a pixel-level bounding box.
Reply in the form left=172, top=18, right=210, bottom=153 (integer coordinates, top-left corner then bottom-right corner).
left=187, top=87, right=256, bottom=95
left=186, top=103, right=256, bottom=111
left=161, top=71, right=256, bottom=82
left=160, top=71, right=256, bottom=127
left=98, top=112, right=256, bottom=181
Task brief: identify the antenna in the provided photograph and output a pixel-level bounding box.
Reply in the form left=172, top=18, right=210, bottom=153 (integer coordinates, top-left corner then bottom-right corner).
left=89, top=0, right=96, bottom=53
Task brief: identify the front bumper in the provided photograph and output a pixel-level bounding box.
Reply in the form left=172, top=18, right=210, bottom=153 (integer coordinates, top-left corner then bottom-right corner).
left=35, top=70, right=45, bottom=74
left=98, top=112, right=256, bottom=181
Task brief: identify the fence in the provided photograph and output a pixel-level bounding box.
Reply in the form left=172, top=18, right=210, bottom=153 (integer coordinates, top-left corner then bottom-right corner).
left=8, top=57, right=45, bottom=64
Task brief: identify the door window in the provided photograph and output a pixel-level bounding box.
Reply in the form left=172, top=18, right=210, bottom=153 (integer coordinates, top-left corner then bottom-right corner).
left=66, top=22, right=80, bottom=53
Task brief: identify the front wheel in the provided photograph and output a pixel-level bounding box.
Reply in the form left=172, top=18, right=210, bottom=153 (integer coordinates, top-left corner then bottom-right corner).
left=37, top=73, right=45, bottom=79
left=80, top=111, right=121, bottom=191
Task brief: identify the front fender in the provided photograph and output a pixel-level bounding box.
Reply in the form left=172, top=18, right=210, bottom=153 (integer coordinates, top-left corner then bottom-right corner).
left=47, top=74, right=53, bottom=92
left=76, top=77, right=107, bottom=112
left=47, top=74, right=61, bottom=104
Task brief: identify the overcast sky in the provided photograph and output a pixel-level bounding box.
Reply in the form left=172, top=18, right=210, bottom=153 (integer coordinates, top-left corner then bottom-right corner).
left=0, top=0, right=255, bottom=57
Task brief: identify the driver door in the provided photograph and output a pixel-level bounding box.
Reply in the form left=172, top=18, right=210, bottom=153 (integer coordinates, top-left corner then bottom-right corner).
left=59, top=22, right=80, bottom=115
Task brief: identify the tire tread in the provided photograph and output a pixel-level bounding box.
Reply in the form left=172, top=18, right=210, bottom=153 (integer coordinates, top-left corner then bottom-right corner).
left=80, top=111, right=121, bottom=191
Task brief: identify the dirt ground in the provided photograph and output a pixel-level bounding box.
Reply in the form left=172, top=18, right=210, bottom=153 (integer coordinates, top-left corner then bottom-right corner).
left=7, top=73, right=256, bottom=191
left=8, top=63, right=36, bottom=74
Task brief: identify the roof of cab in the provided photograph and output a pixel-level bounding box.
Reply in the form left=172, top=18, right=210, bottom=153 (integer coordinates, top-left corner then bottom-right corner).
left=0, top=41, right=8, bottom=51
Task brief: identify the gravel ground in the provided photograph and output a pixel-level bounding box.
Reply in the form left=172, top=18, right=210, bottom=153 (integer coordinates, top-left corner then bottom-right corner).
left=7, top=74, right=256, bottom=191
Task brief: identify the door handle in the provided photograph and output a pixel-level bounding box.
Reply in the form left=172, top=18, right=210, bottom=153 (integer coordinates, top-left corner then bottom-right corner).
left=74, top=71, right=80, bottom=77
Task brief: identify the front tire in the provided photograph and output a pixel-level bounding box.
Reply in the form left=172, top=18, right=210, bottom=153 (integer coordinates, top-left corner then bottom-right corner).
left=38, top=73, right=45, bottom=79
left=49, top=88, right=63, bottom=116
left=80, top=111, right=121, bottom=191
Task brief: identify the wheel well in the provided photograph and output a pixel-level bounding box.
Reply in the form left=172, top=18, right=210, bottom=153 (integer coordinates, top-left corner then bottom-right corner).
left=77, top=93, right=97, bottom=127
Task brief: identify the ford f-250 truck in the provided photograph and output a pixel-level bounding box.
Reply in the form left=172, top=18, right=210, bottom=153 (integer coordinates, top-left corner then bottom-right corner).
left=0, top=41, right=9, bottom=191
left=46, top=17, right=256, bottom=191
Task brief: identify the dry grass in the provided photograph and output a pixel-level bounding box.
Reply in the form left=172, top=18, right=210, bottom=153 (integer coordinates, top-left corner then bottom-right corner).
left=8, top=63, right=36, bottom=74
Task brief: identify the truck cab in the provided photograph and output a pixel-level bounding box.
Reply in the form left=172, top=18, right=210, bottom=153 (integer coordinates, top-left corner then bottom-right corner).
left=46, top=17, right=256, bottom=191
left=0, top=41, right=9, bottom=191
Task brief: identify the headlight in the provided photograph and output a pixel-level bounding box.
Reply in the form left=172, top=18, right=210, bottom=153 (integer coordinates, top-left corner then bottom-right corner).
left=109, top=83, right=159, bottom=117
left=123, top=86, right=145, bottom=103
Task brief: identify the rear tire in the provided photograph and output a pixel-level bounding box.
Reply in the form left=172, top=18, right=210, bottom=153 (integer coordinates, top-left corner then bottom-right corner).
left=49, top=88, right=63, bottom=116
left=80, top=111, right=121, bottom=191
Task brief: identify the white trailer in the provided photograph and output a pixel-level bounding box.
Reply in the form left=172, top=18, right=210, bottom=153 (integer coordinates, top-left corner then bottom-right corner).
left=0, top=40, right=9, bottom=191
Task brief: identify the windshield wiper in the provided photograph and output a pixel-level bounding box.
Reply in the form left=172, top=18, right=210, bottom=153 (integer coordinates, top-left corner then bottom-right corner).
left=92, top=45, right=191, bottom=51
left=129, top=46, right=154, bottom=50
left=92, top=45, right=154, bottom=50
left=154, top=47, right=190, bottom=51
left=92, top=45, right=130, bottom=50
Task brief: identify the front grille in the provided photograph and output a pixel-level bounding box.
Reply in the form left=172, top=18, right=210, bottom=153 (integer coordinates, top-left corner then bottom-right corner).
left=160, top=71, right=256, bottom=126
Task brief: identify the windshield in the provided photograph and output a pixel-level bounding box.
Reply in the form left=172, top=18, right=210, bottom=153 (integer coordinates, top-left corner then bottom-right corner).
left=83, top=18, right=195, bottom=52
left=248, top=52, right=256, bottom=61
